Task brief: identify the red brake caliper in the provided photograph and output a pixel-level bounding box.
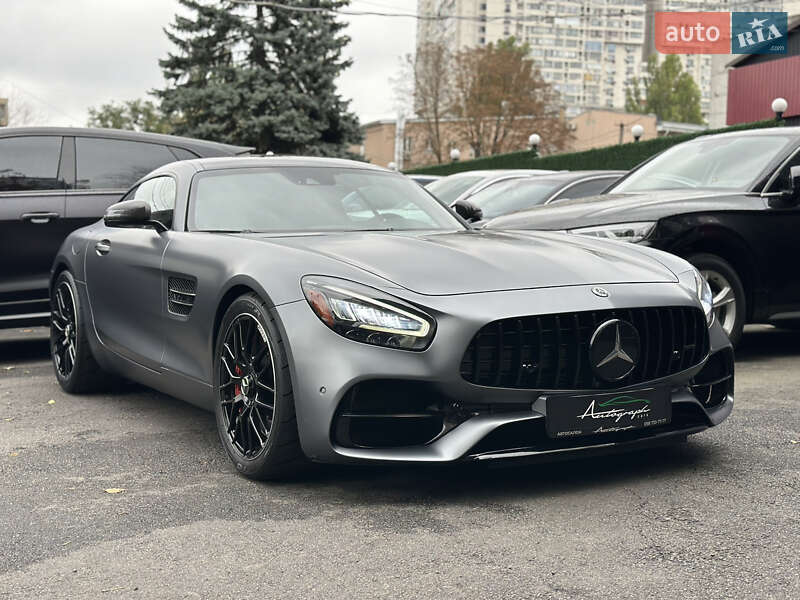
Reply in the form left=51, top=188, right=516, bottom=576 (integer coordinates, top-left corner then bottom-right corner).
left=234, top=365, right=243, bottom=413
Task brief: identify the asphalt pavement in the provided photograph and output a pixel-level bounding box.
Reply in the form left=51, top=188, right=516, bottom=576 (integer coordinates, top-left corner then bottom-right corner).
left=0, top=325, right=798, bottom=599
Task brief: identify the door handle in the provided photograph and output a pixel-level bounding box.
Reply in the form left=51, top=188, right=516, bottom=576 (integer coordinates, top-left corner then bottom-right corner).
left=21, top=212, right=60, bottom=224
left=95, top=240, right=111, bottom=255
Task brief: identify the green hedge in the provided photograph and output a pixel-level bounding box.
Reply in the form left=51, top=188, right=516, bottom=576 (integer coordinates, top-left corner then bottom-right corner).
left=404, top=119, right=782, bottom=175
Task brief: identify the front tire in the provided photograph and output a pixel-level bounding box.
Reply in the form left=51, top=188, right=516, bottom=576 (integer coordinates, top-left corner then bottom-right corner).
left=51, top=270, right=110, bottom=393
left=688, top=253, right=746, bottom=347
left=213, top=293, right=305, bottom=480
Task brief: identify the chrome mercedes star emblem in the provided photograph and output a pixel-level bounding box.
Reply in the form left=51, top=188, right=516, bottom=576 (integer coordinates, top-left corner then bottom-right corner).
left=589, top=319, right=641, bottom=382
left=591, top=286, right=609, bottom=298
left=596, top=323, right=634, bottom=368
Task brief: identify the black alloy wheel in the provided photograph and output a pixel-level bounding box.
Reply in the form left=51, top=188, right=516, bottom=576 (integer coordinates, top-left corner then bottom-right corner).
left=51, top=279, right=78, bottom=379
left=219, top=313, right=276, bottom=458
left=50, top=270, right=110, bottom=393
left=214, top=293, right=305, bottom=480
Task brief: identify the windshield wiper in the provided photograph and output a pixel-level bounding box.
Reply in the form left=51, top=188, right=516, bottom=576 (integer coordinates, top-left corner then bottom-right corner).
left=351, top=228, right=395, bottom=232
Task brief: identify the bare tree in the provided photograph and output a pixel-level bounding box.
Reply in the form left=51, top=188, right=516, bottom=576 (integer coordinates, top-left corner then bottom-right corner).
left=392, top=41, right=454, bottom=165
left=0, top=88, right=48, bottom=127
left=450, top=38, right=572, bottom=157
left=413, top=42, right=454, bottom=164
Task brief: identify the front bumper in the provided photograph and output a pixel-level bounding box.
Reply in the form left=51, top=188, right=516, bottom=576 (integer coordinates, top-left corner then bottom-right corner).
left=275, top=282, right=733, bottom=464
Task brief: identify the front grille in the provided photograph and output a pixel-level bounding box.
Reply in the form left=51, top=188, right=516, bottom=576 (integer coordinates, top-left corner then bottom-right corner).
left=460, top=306, right=709, bottom=390
left=167, top=276, right=196, bottom=316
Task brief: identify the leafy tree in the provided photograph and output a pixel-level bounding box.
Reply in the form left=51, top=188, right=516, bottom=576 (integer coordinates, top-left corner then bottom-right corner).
left=87, top=98, right=174, bottom=133
left=450, top=38, right=572, bottom=157
left=155, top=0, right=361, bottom=156
left=625, top=55, right=704, bottom=125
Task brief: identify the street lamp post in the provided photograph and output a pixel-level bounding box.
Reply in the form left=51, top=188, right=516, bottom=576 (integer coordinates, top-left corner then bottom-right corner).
left=528, top=133, right=541, bottom=158
left=772, top=97, right=788, bottom=121
left=449, top=148, right=461, bottom=162
left=631, top=124, right=644, bottom=142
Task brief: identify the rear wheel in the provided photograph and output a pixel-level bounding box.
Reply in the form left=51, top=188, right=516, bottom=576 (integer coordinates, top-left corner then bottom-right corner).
left=688, top=253, right=746, bottom=347
left=51, top=270, right=110, bottom=393
left=213, top=293, right=305, bottom=480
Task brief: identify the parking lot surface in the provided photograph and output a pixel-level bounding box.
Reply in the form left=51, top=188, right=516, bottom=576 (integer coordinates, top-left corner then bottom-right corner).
left=0, top=326, right=798, bottom=599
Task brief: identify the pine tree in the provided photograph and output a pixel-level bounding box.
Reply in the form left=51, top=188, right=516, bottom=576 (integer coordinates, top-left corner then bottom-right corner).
left=155, top=0, right=361, bottom=156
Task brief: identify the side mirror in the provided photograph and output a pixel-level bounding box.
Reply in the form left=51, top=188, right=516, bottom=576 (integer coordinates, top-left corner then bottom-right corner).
left=104, top=200, right=167, bottom=231
left=790, top=165, right=800, bottom=202
left=770, top=165, right=800, bottom=208
left=452, top=199, right=483, bottom=223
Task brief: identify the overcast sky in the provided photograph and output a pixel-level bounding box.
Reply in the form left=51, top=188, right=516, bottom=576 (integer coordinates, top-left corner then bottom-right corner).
left=0, top=0, right=416, bottom=128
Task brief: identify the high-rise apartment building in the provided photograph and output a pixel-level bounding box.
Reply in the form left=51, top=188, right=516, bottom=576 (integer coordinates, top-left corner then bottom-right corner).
left=416, top=0, right=785, bottom=122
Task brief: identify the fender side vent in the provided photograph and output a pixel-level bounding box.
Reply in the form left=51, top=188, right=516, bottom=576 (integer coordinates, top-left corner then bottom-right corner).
left=168, top=276, right=196, bottom=316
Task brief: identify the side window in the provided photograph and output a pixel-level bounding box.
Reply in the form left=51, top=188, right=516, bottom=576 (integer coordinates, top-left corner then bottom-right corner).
left=768, top=150, right=800, bottom=193
left=132, top=177, right=176, bottom=213
left=75, top=138, right=177, bottom=190
left=0, top=136, right=64, bottom=192
left=553, top=177, right=618, bottom=202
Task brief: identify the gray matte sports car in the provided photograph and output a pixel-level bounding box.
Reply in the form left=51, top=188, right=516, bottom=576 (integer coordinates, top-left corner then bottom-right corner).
left=50, top=157, right=734, bottom=479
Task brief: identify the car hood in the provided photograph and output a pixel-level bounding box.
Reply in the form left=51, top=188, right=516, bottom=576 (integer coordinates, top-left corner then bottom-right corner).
left=249, top=229, right=678, bottom=296
left=485, top=188, right=745, bottom=230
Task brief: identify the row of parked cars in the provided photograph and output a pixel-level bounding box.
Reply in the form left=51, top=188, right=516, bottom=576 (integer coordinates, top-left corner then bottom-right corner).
left=1, top=125, right=799, bottom=349
left=411, top=127, right=800, bottom=347
left=1, top=122, right=789, bottom=477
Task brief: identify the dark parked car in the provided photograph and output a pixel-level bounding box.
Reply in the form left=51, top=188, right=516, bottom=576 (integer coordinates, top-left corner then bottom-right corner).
left=0, top=127, right=251, bottom=327
left=51, top=156, right=731, bottom=479
left=454, top=170, right=625, bottom=226
left=484, top=127, right=800, bottom=345
left=425, top=169, right=556, bottom=205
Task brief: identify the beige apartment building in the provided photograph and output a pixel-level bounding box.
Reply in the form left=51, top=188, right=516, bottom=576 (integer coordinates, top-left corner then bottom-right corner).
left=355, top=108, right=699, bottom=170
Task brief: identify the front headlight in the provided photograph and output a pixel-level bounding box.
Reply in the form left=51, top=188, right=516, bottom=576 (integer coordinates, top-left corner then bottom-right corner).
left=568, top=221, right=656, bottom=243
left=301, top=276, right=435, bottom=351
left=678, top=268, right=714, bottom=327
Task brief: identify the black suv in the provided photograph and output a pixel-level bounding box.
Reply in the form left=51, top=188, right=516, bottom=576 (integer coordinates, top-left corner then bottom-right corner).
left=484, top=127, right=800, bottom=346
left=0, top=127, right=251, bottom=327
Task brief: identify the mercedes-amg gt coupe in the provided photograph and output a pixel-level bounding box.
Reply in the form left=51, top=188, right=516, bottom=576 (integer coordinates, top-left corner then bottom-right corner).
left=50, top=157, right=734, bottom=479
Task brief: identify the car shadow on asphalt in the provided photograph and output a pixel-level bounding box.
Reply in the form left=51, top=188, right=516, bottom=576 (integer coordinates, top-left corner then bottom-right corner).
left=0, top=325, right=764, bottom=502
left=270, top=439, right=723, bottom=505
left=734, top=325, right=800, bottom=362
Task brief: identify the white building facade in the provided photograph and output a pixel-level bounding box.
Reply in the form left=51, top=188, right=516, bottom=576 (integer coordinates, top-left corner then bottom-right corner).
left=417, top=0, right=789, bottom=123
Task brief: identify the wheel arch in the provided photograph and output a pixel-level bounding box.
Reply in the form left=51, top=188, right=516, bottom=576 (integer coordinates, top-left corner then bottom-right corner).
left=49, top=258, right=72, bottom=294
left=210, top=275, right=286, bottom=357
left=667, top=225, right=760, bottom=321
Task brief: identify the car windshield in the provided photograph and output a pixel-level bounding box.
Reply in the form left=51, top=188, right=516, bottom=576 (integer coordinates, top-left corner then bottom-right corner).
left=426, top=174, right=485, bottom=204
left=611, top=134, right=794, bottom=192
left=189, top=166, right=465, bottom=233
left=469, top=178, right=562, bottom=219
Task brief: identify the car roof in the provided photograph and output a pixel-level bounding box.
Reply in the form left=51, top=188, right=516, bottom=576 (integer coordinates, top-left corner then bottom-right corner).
left=444, top=169, right=555, bottom=178
left=502, top=170, right=627, bottom=183
left=684, top=126, right=800, bottom=141
left=166, top=155, right=392, bottom=173
left=0, top=126, right=253, bottom=155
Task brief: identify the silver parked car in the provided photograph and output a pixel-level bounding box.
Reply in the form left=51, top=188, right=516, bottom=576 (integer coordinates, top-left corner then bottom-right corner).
left=456, top=170, right=626, bottom=226
left=425, top=169, right=556, bottom=205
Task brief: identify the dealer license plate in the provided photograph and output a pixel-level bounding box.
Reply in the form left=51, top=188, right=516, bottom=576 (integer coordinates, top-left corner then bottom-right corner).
left=545, top=387, right=671, bottom=439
